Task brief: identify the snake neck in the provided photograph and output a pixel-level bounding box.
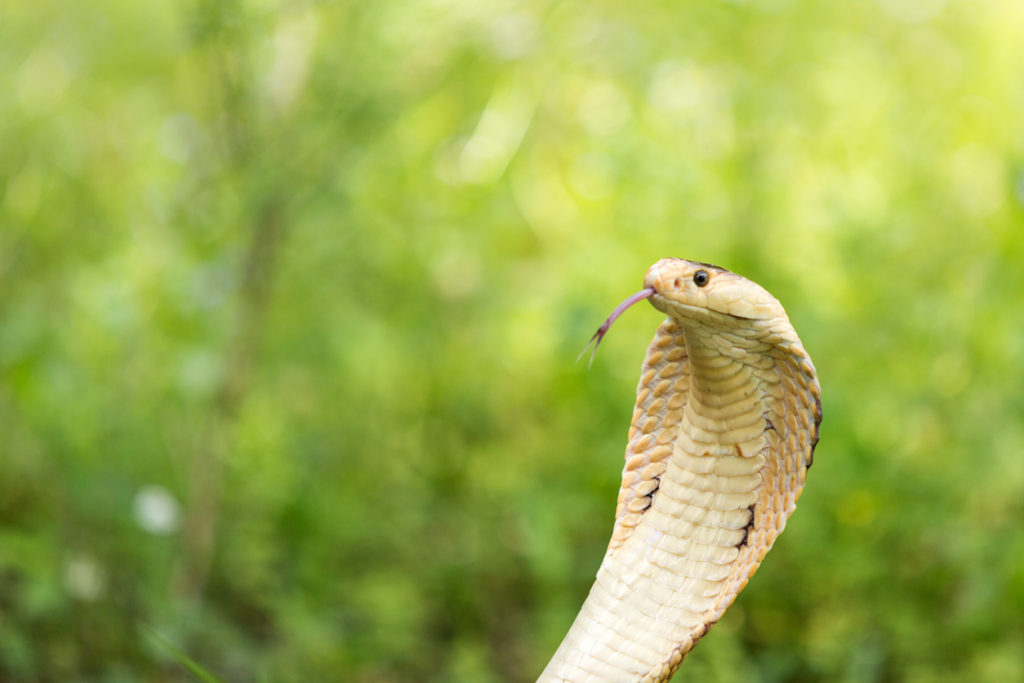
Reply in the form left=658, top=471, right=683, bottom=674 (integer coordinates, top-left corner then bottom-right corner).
left=679, top=324, right=773, bottom=455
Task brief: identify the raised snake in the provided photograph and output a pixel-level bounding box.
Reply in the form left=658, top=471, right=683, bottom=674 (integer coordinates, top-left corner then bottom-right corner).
left=540, top=258, right=822, bottom=682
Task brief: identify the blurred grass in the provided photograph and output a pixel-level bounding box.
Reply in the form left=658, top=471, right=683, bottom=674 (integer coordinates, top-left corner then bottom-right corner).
left=2, top=0, right=1024, bottom=680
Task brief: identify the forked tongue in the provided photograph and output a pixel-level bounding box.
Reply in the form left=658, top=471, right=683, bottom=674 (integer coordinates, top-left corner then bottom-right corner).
left=576, top=287, right=656, bottom=367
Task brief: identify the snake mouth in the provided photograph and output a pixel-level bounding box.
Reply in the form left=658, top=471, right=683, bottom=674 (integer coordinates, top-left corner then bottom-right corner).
left=650, top=294, right=757, bottom=322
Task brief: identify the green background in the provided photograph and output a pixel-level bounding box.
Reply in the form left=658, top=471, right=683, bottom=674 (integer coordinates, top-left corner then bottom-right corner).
left=3, top=0, right=1023, bottom=680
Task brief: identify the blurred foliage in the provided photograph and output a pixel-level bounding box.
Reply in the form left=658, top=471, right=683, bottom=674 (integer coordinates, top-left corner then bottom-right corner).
left=2, top=0, right=1024, bottom=681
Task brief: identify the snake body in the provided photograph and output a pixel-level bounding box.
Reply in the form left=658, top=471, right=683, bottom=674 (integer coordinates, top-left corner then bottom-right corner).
left=541, top=258, right=821, bottom=682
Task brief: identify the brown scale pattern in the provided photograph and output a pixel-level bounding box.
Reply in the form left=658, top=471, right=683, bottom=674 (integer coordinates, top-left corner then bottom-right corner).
left=609, top=319, right=690, bottom=551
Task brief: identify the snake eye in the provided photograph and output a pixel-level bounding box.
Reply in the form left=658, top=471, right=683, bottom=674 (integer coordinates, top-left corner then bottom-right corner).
left=693, top=270, right=710, bottom=287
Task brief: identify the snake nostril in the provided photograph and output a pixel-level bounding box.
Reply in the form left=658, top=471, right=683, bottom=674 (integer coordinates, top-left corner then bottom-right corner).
left=673, top=277, right=683, bottom=289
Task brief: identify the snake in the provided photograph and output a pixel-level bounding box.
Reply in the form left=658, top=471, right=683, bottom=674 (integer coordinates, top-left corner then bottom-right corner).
left=540, top=258, right=822, bottom=682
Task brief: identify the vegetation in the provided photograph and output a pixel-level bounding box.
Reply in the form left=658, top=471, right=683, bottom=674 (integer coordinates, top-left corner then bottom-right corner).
left=2, top=0, right=1023, bottom=680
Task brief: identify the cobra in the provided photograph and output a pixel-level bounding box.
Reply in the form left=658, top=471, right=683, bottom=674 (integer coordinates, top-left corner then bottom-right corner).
left=540, top=258, right=822, bottom=682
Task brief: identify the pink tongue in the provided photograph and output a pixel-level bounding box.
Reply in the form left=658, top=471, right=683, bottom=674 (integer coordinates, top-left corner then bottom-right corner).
left=577, top=288, right=656, bottom=366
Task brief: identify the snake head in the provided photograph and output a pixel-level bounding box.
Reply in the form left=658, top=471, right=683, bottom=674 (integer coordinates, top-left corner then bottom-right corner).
left=580, top=257, right=790, bottom=364
left=644, top=257, right=783, bottom=324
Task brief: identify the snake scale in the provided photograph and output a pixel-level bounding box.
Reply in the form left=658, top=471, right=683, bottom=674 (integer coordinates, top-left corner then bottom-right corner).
left=540, top=258, right=822, bottom=682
